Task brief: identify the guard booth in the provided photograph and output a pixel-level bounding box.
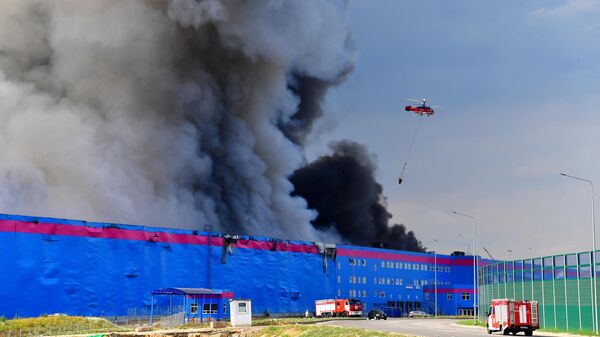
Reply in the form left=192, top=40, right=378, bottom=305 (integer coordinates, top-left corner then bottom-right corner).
left=230, top=299, right=252, bottom=327
left=150, top=288, right=234, bottom=324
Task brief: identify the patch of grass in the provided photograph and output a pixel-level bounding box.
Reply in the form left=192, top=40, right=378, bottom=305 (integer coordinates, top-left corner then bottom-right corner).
left=251, top=324, right=408, bottom=337
left=0, top=316, right=124, bottom=335
left=456, top=319, right=486, bottom=327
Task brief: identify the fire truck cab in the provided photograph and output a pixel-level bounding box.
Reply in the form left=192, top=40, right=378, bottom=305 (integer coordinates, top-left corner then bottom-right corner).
left=486, top=299, right=539, bottom=336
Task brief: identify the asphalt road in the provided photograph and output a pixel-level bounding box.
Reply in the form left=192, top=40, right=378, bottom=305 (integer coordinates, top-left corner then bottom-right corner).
left=317, top=318, right=570, bottom=337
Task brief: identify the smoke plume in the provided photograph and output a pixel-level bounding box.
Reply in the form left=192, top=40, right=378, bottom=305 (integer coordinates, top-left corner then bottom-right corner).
left=291, top=141, right=424, bottom=251
left=0, top=0, right=354, bottom=240
left=0, top=0, right=424, bottom=249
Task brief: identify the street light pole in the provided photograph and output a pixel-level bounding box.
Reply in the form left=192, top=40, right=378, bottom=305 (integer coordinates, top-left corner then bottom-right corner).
left=434, top=239, right=438, bottom=317
left=560, top=173, right=598, bottom=334
left=452, top=211, right=478, bottom=322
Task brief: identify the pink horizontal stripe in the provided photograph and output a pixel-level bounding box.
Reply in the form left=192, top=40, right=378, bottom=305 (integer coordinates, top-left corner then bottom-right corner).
left=1, top=220, right=319, bottom=254
left=337, top=248, right=475, bottom=266
left=424, top=288, right=475, bottom=294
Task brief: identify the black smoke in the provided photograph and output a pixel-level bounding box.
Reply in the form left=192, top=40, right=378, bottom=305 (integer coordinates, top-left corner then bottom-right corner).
left=291, top=141, right=424, bottom=252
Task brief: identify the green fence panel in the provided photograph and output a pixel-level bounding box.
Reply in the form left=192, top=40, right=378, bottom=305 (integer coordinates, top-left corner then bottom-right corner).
left=554, top=279, right=567, bottom=330
left=565, top=278, right=581, bottom=331
left=579, top=278, right=594, bottom=331
left=543, top=280, right=556, bottom=329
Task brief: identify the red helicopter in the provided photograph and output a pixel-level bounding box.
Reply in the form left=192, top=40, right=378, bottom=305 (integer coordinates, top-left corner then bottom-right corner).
left=404, top=98, right=440, bottom=116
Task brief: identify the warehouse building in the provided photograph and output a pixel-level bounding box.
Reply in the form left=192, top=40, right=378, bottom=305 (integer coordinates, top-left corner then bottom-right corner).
left=0, top=213, right=476, bottom=318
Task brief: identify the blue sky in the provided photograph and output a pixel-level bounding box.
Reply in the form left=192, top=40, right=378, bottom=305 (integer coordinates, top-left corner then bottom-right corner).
left=306, top=0, right=600, bottom=259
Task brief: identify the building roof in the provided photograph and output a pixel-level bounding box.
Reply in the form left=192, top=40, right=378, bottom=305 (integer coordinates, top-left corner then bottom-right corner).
left=151, top=287, right=222, bottom=296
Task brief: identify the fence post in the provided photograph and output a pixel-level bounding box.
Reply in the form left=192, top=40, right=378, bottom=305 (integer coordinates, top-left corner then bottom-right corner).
left=577, top=254, right=582, bottom=331
left=564, top=255, right=568, bottom=331
left=541, top=258, right=546, bottom=329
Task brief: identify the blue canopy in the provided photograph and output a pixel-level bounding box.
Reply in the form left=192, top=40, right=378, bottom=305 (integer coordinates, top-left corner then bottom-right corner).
left=151, top=287, right=222, bottom=296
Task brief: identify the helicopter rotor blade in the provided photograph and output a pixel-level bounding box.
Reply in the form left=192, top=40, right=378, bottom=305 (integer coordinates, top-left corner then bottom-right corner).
left=407, top=99, right=422, bottom=102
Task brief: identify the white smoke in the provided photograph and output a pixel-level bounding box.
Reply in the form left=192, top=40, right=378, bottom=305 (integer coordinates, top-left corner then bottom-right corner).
left=0, top=0, right=353, bottom=240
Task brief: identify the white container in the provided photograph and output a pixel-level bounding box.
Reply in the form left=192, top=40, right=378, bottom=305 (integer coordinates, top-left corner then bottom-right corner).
left=230, top=299, right=252, bottom=327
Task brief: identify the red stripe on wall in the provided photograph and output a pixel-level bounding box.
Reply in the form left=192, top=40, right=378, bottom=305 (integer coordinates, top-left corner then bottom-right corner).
left=0, top=220, right=320, bottom=254
left=337, top=248, right=473, bottom=266
left=423, top=288, right=475, bottom=294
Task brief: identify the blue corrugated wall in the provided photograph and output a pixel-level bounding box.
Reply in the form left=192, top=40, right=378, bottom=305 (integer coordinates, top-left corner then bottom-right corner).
left=0, top=213, right=475, bottom=318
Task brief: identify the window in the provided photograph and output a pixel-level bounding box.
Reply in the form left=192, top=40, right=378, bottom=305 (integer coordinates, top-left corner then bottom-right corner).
left=337, top=275, right=341, bottom=283
left=223, top=303, right=227, bottom=314
left=190, top=303, right=198, bottom=314
left=363, top=290, right=366, bottom=298
left=447, top=293, right=453, bottom=300
left=374, top=264, right=377, bottom=271
left=414, top=279, right=419, bottom=286
left=362, top=259, right=366, bottom=266
left=461, top=292, right=470, bottom=301
left=381, top=261, right=385, bottom=268
left=374, top=277, right=377, bottom=284
left=338, top=262, right=341, bottom=269
left=204, top=303, right=218, bottom=314
left=363, top=276, right=366, bottom=284
left=387, top=278, right=391, bottom=285
left=404, top=263, right=409, bottom=269
left=421, top=264, right=427, bottom=271
left=338, top=289, right=341, bottom=296
left=396, top=262, right=400, bottom=268
left=398, top=279, right=403, bottom=285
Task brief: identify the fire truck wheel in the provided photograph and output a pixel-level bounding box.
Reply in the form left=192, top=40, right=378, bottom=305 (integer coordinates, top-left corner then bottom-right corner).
left=524, top=330, right=533, bottom=336
left=502, top=327, right=509, bottom=335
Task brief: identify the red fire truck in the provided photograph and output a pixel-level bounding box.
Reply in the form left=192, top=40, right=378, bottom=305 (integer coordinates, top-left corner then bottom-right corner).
left=486, top=299, right=539, bottom=336
left=315, top=299, right=362, bottom=317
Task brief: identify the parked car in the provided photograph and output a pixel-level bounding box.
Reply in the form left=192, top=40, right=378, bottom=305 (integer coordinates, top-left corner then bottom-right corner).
left=408, top=310, right=430, bottom=318
left=367, top=309, right=388, bottom=320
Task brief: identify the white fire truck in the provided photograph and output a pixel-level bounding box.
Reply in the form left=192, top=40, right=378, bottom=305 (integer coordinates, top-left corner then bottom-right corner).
left=315, top=299, right=362, bottom=317
left=486, top=299, right=539, bottom=336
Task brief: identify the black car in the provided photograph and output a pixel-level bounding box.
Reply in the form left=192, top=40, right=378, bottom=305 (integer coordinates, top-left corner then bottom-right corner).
left=367, top=309, right=387, bottom=320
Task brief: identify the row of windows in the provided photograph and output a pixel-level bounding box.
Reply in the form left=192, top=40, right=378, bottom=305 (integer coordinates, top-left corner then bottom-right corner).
left=342, top=259, right=452, bottom=273
left=343, top=276, right=367, bottom=284
left=348, top=258, right=367, bottom=266
left=378, top=261, right=451, bottom=273
left=423, top=292, right=471, bottom=301
left=337, top=287, right=428, bottom=301
left=339, top=275, right=452, bottom=287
